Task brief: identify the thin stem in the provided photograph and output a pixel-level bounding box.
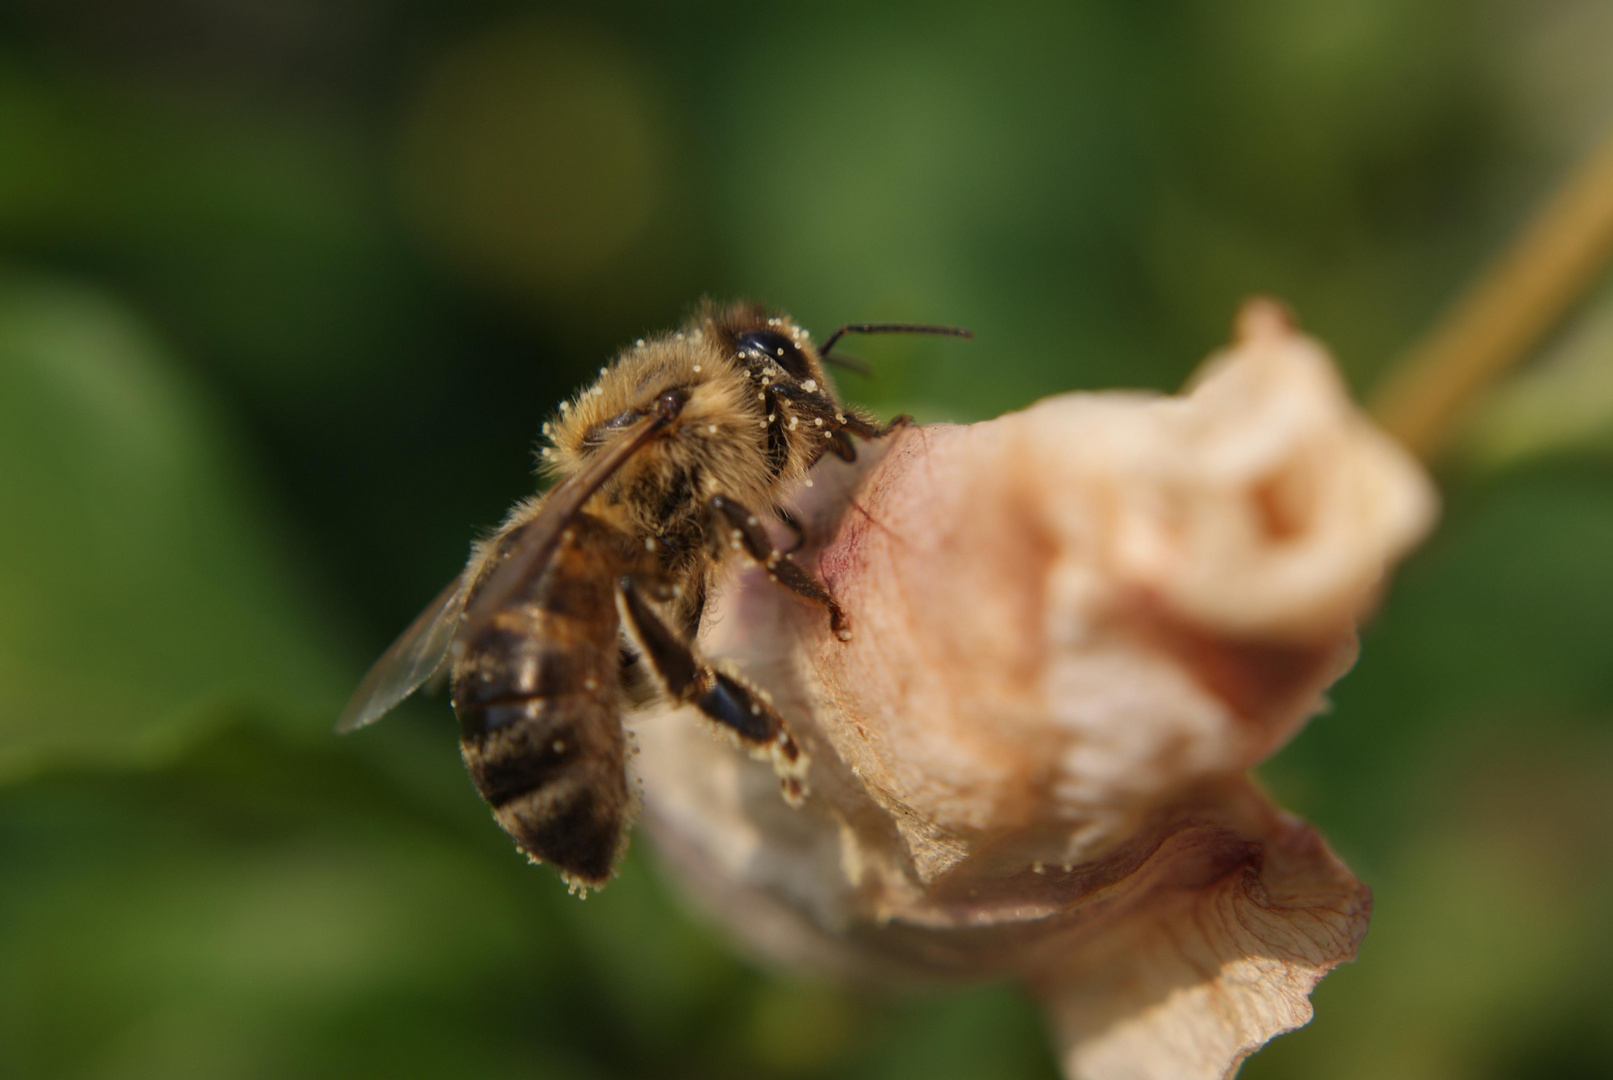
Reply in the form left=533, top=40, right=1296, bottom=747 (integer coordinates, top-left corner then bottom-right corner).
left=1370, top=128, right=1613, bottom=461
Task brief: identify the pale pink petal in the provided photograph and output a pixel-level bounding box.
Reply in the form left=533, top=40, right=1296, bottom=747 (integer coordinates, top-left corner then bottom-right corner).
left=631, top=301, right=1435, bottom=1079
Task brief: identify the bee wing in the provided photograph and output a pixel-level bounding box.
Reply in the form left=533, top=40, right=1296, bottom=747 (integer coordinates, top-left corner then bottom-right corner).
left=338, top=408, right=670, bottom=735
left=456, top=409, right=668, bottom=645
left=337, top=572, right=470, bottom=733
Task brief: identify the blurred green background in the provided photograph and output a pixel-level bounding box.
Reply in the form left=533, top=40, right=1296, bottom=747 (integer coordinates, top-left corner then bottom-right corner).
left=2, top=2, right=1612, bottom=1078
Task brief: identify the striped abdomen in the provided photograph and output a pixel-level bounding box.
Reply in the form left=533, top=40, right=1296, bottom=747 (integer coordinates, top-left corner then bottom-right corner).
left=452, top=515, right=636, bottom=887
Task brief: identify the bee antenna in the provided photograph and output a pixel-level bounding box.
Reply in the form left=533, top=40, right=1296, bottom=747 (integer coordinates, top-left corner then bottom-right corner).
left=817, top=322, right=974, bottom=360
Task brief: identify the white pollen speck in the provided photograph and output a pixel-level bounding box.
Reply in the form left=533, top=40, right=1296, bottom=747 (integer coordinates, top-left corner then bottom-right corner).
left=635, top=338, right=645, bottom=347
left=675, top=332, right=684, bottom=340
left=801, top=379, right=817, bottom=392
left=692, top=364, right=702, bottom=372
left=787, top=417, right=799, bottom=430
left=768, top=318, right=780, bottom=326
left=558, top=400, right=571, bottom=413
left=812, top=417, right=823, bottom=427
left=645, top=537, right=657, bottom=551
left=767, top=413, right=776, bottom=422
left=757, top=393, right=766, bottom=401
left=804, top=477, right=814, bottom=488
left=750, top=705, right=761, bottom=715
left=584, top=678, right=598, bottom=691
left=672, top=584, right=684, bottom=597
left=599, top=366, right=608, bottom=375
left=776, top=347, right=784, bottom=356
left=553, top=740, right=566, bottom=753
left=745, top=515, right=757, bottom=525
left=541, top=422, right=552, bottom=436
left=707, top=424, right=718, bottom=434
left=836, top=628, right=852, bottom=641
left=835, top=412, right=846, bottom=423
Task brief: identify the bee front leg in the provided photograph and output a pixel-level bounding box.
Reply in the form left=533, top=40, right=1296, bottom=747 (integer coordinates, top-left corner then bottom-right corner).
left=708, top=496, right=851, bottom=641
left=617, top=577, right=807, bottom=802
left=774, top=505, right=808, bottom=554
left=837, top=411, right=912, bottom=440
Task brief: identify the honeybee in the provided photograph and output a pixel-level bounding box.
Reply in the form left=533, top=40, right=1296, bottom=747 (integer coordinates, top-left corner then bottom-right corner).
left=339, top=301, right=969, bottom=892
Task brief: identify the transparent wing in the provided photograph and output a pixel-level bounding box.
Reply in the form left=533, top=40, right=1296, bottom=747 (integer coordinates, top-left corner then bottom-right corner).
left=337, top=572, right=468, bottom=732
left=457, top=410, right=667, bottom=644
left=338, top=407, right=670, bottom=735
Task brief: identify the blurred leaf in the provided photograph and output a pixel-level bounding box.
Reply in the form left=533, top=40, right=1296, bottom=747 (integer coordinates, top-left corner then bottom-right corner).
left=0, top=721, right=579, bottom=1080
left=0, top=269, right=348, bottom=780
left=0, top=57, right=428, bottom=404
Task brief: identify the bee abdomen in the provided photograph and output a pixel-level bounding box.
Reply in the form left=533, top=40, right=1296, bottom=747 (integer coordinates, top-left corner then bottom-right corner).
left=459, top=691, right=630, bottom=884
left=458, top=697, right=578, bottom=805
left=497, top=776, right=625, bottom=886
left=450, top=513, right=639, bottom=886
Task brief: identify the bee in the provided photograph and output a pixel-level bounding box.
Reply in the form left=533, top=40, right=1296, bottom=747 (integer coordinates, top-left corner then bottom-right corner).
left=338, top=301, right=970, bottom=892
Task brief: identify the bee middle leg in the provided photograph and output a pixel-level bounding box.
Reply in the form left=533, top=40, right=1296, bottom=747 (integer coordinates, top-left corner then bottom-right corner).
left=709, top=496, right=851, bottom=641
left=617, top=577, right=806, bottom=799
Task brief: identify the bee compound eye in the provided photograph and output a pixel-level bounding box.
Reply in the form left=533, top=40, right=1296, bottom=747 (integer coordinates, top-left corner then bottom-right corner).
left=735, top=329, right=812, bottom=380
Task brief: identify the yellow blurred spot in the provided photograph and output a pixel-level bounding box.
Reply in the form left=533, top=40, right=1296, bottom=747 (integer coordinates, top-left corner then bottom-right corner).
left=398, top=19, right=666, bottom=302
left=745, top=978, right=859, bottom=1073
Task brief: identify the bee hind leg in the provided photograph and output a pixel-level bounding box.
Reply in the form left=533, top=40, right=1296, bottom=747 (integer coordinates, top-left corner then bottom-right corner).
left=617, top=578, right=807, bottom=802
left=708, top=496, right=850, bottom=641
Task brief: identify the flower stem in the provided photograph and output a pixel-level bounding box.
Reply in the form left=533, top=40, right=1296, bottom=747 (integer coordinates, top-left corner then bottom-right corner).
left=1370, top=128, right=1613, bottom=461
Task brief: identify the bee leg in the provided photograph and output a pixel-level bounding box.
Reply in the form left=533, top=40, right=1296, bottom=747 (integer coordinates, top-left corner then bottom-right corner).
left=838, top=412, right=912, bottom=440
left=827, top=429, right=858, bottom=462
left=617, top=577, right=807, bottom=800
left=709, top=496, right=852, bottom=641
left=774, top=505, right=808, bottom=554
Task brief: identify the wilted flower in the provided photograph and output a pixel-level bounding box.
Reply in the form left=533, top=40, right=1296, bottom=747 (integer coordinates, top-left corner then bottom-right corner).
left=631, top=300, right=1437, bottom=1080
